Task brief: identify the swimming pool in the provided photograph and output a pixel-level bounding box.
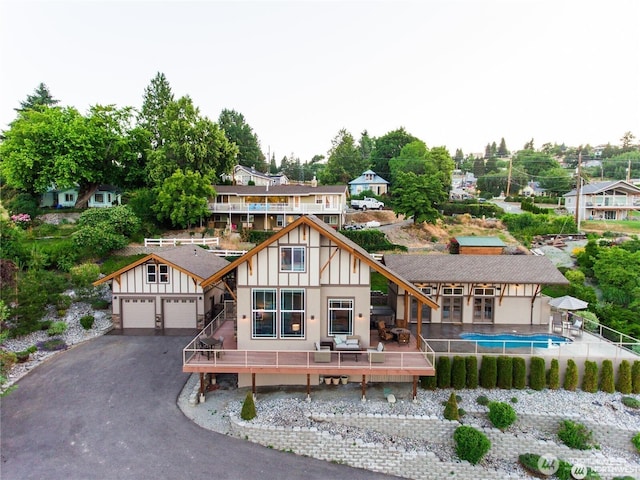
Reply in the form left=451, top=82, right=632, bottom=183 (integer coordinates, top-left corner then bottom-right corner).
left=459, top=332, right=572, bottom=349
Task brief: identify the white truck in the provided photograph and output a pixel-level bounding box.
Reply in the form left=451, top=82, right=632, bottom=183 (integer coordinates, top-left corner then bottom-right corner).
left=350, top=197, right=384, bottom=210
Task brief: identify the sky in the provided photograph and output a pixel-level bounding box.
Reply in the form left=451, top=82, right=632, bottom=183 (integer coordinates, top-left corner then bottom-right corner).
left=1, top=0, right=639, bottom=162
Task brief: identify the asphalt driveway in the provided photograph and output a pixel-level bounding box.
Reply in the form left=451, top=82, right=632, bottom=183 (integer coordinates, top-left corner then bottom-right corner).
left=1, top=335, right=395, bottom=480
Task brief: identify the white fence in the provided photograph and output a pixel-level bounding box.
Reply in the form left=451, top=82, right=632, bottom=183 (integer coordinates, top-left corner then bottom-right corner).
left=208, top=249, right=247, bottom=257
left=144, top=237, right=219, bottom=247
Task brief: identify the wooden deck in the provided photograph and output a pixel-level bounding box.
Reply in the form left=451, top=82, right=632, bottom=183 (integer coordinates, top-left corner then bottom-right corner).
left=182, top=321, right=435, bottom=377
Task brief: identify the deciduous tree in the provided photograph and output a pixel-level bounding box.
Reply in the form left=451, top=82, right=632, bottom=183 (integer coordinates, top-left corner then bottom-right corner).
left=369, top=127, right=419, bottom=182
left=392, top=172, right=444, bottom=224
left=153, top=169, right=215, bottom=228
left=319, top=129, right=366, bottom=184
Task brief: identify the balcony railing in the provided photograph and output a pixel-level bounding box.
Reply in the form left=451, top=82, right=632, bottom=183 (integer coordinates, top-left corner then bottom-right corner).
left=208, top=203, right=344, bottom=214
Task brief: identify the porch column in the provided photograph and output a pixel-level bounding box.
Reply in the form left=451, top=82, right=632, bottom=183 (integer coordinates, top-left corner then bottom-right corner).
left=252, top=373, right=256, bottom=398
left=403, top=293, right=410, bottom=329
left=361, top=375, right=366, bottom=402
left=416, top=300, right=423, bottom=349
left=199, top=372, right=205, bottom=395
left=306, top=374, right=311, bottom=401
left=412, top=376, right=418, bottom=402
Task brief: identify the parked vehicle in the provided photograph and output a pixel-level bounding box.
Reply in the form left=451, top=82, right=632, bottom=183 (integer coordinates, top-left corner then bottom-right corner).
left=350, top=197, right=384, bottom=210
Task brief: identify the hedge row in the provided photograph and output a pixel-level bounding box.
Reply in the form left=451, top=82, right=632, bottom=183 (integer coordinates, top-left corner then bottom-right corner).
left=423, top=356, right=640, bottom=394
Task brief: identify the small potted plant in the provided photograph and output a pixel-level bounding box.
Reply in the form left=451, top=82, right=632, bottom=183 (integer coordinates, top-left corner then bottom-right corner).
left=340, top=375, right=349, bottom=385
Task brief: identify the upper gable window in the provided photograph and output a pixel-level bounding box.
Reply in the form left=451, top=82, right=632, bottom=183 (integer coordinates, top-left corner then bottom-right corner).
left=147, top=264, right=169, bottom=283
left=280, top=246, right=305, bottom=272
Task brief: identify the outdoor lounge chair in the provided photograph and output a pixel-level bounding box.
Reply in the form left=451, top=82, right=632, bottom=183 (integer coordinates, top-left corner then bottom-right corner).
left=367, top=342, right=385, bottom=363
left=569, top=318, right=583, bottom=337
left=551, top=315, right=564, bottom=334
left=314, top=342, right=331, bottom=363
left=377, top=321, right=394, bottom=342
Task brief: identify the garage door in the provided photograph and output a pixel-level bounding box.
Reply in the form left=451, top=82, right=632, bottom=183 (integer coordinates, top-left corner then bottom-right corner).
left=121, top=298, right=155, bottom=328
left=163, top=298, right=197, bottom=329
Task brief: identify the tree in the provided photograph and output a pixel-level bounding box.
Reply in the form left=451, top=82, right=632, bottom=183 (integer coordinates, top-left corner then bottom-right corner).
left=146, top=96, right=238, bottom=186
left=392, top=172, right=444, bottom=224
left=14, top=83, right=59, bottom=113
left=218, top=109, right=266, bottom=171
left=454, top=149, right=464, bottom=168
left=139, top=72, right=174, bottom=151
left=497, top=138, right=509, bottom=157
left=0, top=105, right=141, bottom=206
left=358, top=130, right=374, bottom=165
left=513, top=150, right=558, bottom=177
left=472, top=157, right=486, bottom=177
left=369, top=127, right=419, bottom=181
left=319, top=129, right=366, bottom=184
left=592, top=247, right=640, bottom=308
left=538, top=166, right=573, bottom=196
left=153, top=169, right=215, bottom=228
left=621, top=131, right=636, bottom=152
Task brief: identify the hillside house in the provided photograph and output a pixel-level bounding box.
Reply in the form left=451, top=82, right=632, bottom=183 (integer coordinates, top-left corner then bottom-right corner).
left=564, top=180, right=640, bottom=221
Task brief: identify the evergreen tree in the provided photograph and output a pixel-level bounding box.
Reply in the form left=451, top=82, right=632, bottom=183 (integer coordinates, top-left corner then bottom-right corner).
left=139, top=72, right=174, bottom=151
left=497, top=138, right=509, bottom=157
left=15, top=82, right=59, bottom=113
left=218, top=109, right=266, bottom=171
left=473, top=157, right=486, bottom=177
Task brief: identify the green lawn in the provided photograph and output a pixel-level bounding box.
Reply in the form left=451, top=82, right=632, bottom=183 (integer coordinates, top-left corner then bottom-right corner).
left=581, top=219, right=640, bottom=235
left=370, top=271, right=388, bottom=293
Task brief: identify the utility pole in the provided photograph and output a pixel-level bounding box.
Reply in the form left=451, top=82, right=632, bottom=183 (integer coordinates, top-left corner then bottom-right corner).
left=505, top=157, right=513, bottom=197
left=627, top=159, right=632, bottom=182
left=575, top=151, right=582, bottom=230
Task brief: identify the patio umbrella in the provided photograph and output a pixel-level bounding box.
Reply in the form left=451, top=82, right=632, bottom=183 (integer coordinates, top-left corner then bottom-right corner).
left=548, top=295, right=589, bottom=311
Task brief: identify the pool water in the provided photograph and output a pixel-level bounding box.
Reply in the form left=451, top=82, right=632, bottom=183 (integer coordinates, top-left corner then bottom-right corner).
left=459, top=333, right=572, bottom=349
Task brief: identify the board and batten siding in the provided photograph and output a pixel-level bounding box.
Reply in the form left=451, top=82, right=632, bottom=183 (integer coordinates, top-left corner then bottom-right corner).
left=112, top=263, right=202, bottom=295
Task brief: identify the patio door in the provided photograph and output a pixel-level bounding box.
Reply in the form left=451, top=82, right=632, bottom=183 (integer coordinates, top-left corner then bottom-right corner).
left=473, top=298, right=494, bottom=323
left=441, top=297, right=462, bottom=323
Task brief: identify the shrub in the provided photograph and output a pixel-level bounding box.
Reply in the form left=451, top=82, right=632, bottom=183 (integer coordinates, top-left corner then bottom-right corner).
left=547, top=358, right=560, bottom=390
left=557, top=420, right=596, bottom=450
left=240, top=391, right=257, bottom=420
left=79, top=315, right=95, bottom=330
left=617, top=360, right=632, bottom=394
left=564, top=359, right=579, bottom=391
left=633, top=432, right=640, bottom=453
left=622, top=396, right=640, bottom=409
left=497, top=356, right=513, bottom=389
left=0, top=350, right=17, bottom=376
left=466, top=356, right=478, bottom=389
left=453, top=426, right=491, bottom=465
left=513, top=357, right=526, bottom=389
left=632, top=361, right=640, bottom=394
left=437, top=356, right=451, bottom=389
left=510, top=397, right=518, bottom=403
left=479, top=356, right=497, bottom=389
left=476, top=395, right=490, bottom=406
left=582, top=360, right=598, bottom=393
left=518, top=453, right=544, bottom=476
left=90, top=298, right=110, bottom=310
left=36, top=338, right=68, bottom=351
left=420, top=375, right=437, bottom=390
left=47, top=321, right=67, bottom=337
left=487, top=401, right=517, bottom=430
left=529, top=357, right=546, bottom=391
left=600, top=359, right=615, bottom=393
left=444, top=392, right=460, bottom=421
left=451, top=356, right=466, bottom=390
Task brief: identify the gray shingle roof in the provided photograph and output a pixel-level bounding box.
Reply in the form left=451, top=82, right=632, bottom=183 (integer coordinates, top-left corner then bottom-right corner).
left=154, top=245, right=230, bottom=280
left=564, top=180, right=640, bottom=197
left=383, top=254, right=569, bottom=285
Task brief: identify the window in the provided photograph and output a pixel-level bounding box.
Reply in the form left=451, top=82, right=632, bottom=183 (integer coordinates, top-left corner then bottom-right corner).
left=64, top=193, right=74, bottom=202
left=442, top=297, right=462, bottom=323
left=280, top=289, right=305, bottom=338
left=473, top=288, right=495, bottom=296
left=94, top=193, right=104, bottom=203
left=443, top=287, right=463, bottom=295
left=276, top=215, right=284, bottom=227
left=147, top=264, right=169, bottom=283
left=280, top=246, right=305, bottom=272
left=323, top=215, right=337, bottom=225
left=252, top=290, right=276, bottom=338
left=328, top=299, right=353, bottom=336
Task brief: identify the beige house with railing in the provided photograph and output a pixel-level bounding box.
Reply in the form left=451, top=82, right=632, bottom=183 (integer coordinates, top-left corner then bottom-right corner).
left=209, top=184, right=348, bottom=231
left=564, top=179, right=640, bottom=221
left=383, top=254, right=569, bottom=327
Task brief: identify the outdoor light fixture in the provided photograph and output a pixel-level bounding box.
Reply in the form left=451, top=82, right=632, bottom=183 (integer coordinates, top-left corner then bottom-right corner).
left=358, top=313, right=363, bottom=319
left=242, top=314, right=247, bottom=319
left=310, top=315, right=315, bottom=320
left=292, top=323, right=301, bottom=332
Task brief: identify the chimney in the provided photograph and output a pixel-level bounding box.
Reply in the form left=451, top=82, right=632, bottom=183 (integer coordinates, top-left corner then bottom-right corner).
left=311, top=175, right=317, bottom=187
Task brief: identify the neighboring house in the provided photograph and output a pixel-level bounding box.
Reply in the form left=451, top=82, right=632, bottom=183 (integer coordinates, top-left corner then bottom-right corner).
left=449, top=236, right=505, bottom=255
left=222, top=165, right=289, bottom=186
left=383, top=254, right=569, bottom=326
left=209, top=184, right=349, bottom=231
left=520, top=181, right=546, bottom=197
left=93, top=246, right=230, bottom=331
left=39, top=184, right=121, bottom=209
left=348, top=169, right=389, bottom=196
left=564, top=180, right=640, bottom=221
left=185, top=215, right=438, bottom=388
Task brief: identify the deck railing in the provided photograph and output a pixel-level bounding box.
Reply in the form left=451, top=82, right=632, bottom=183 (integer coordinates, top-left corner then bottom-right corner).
left=144, top=237, right=219, bottom=247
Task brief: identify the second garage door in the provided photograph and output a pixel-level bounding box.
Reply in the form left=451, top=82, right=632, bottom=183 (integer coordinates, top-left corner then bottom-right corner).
left=163, top=298, right=197, bottom=329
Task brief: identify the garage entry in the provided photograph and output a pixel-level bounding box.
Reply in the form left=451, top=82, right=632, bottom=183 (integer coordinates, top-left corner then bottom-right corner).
left=163, top=298, right=197, bottom=329
left=121, top=298, right=156, bottom=328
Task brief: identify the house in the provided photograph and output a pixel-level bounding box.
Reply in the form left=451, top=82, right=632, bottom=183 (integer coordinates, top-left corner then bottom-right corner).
left=222, top=165, right=289, bottom=186
left=39, top=184, right=121, bottom=209
left=383, top=254, right=569, bottom=326
left=348, top=170, right=389, bottom=196
left=564, top=180, right=640, bottom=221
left=93, top=246, right=230, bottom=331
left=184, top=215, right=438, bottom=392
left=520, top=181, right=546, bottom=197
left=449, top=236, right=505, bottom=255
left=209, top=184, right=349, bottom=231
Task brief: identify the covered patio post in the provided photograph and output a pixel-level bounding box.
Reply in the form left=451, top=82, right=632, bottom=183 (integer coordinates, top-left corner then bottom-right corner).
left=361, top=375, right=366, bottom=402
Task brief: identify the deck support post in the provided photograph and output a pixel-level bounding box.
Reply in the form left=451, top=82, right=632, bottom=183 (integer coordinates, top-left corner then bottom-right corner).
left=306, top=374, right=311, bottom=401
left=252, top=373, right=256, bottom=398
left=199, top=372, right=205, bottom=395
left=361, top=375, right=366, bottom=402
left=412, top=376, right=418, bottom=402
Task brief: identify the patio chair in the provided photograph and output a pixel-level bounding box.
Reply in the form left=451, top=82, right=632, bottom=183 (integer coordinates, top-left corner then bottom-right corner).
left=367, top=342, right=385, bottom=363
left=569, top=319, right=583, bottom=337
left=551, top=315, right=564, bottom=334
left=314, top=342, right=331, bottom=363
left=377, top=321, right=394, bottom=342
left=397, top=331, right=410, bottom=345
